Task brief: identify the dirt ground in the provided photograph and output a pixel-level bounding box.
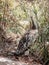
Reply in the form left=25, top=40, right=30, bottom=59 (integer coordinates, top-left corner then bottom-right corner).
left=0, top=55, right=42, bottom=65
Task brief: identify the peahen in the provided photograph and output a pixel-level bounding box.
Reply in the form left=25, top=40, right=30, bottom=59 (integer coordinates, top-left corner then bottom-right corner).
left=10, top=17, right=39, bottom=56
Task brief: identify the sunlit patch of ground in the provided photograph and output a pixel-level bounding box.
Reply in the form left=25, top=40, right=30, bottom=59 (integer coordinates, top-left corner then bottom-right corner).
left=0, top=56, right=42, bottom=65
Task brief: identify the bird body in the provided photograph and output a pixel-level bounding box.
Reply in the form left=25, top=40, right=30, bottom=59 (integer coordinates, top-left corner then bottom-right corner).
left=10, top=29, right=38, bottom=56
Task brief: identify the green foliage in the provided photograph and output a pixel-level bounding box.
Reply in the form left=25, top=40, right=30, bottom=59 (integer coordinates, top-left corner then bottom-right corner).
left=0, top=0, right=49, bottom=63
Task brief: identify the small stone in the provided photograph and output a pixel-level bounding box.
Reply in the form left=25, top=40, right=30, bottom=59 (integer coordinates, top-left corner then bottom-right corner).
left=25, top=50, right=29, bottom=56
